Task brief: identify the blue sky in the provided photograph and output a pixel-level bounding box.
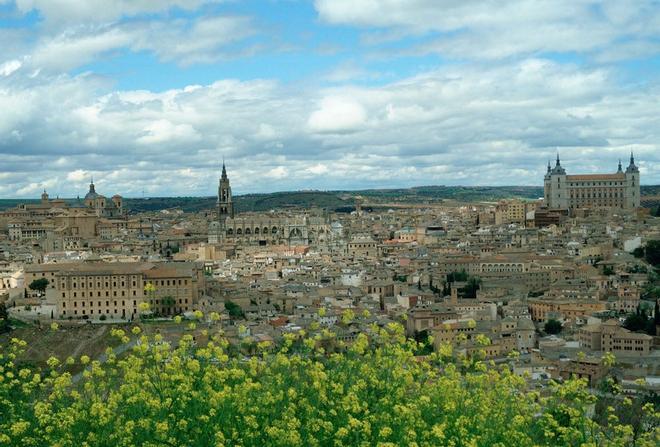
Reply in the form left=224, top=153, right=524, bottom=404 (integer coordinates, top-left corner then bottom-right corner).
left=0, top=0, right=659, bottom=197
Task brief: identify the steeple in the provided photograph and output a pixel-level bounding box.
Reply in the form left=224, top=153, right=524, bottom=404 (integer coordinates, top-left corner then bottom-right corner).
left=626, top=151, right=639, bottom=173
left=550, top=151, right=566, bottom=175
left=217, top=161, right=234, bottom=222
left=617, top=159, right=622, bottom=173
left=547, top=160, right=551, bottom=173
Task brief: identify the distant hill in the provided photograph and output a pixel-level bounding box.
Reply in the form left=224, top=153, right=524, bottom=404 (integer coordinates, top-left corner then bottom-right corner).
left=1, top=185, right=658, bottom=213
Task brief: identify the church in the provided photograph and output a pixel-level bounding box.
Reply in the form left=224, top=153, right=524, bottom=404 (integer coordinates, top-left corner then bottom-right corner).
left=208, top=163, right=329, bottom=246
left=543, top=154, right=640, bottom=211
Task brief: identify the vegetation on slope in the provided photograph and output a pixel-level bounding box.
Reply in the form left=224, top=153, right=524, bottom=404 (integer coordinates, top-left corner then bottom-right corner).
left=1, top=185, right=658, bottom=213
left=1, top=319, right=658, bottom=446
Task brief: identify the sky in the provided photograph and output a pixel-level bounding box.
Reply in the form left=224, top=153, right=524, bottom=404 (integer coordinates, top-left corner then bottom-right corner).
left=0, top=0, right=659, bottom=198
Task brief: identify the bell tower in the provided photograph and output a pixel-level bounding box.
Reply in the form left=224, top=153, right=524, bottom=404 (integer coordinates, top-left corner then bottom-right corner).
left=217, top=162, right=234, bottom=222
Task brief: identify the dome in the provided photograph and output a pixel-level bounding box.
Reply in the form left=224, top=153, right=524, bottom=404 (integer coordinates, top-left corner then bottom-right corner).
left=84, top=181, right=100, bottom=200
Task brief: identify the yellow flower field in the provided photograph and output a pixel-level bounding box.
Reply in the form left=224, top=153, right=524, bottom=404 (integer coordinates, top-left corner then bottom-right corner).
left=0, top=323, right=658, bottom=446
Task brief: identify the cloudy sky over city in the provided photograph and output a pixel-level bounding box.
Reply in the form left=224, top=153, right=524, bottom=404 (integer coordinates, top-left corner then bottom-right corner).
left=1, top=0, right=659, bottom=197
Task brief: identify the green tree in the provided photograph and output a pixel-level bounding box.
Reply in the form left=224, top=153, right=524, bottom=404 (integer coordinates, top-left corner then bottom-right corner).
left=224, top=299, right=244, bottom=318
left=28, top=278, right=49, bottom=295
left=0, top=302, right=9, bottom=334
left=463, top=276, right=482, bottom=298
left=644, top=240, right=660, bottom=266
left=544, top=318, right=562, bottom=334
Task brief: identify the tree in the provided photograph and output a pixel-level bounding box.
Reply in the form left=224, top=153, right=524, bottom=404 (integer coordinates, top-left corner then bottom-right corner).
left=623, top=306, right=656, bottom=336
left=544, top=319, right=562, bottom=335
left=463, top=276, right=482, bottom=298
left=602, top=265, right=615, bottom=276
left=224, top=300, right=244, bottom=318
left=29, top=278, right=49, bottom=295
left=644, top=240, right=660, bottom=266
left=0, top=302, right=9, bottom=334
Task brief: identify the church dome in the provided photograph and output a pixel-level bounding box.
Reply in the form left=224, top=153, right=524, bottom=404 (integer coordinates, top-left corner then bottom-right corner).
left=84, top=181, right=100, bottom=200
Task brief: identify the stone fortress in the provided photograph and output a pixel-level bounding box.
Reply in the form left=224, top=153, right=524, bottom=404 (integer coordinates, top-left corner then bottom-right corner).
left=208, top=163, right=330, bottom=246
left=544, top=153, right=640, bottom=210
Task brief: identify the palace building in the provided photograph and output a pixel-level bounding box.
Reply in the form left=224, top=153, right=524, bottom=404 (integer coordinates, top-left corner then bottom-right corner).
left=543, top=154, right=640, bottom=211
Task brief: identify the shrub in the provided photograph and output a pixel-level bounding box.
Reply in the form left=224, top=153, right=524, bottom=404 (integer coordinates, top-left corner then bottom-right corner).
left=544, top=318, right=562, bottom=335
left=0, top=324, right=657, bottom=446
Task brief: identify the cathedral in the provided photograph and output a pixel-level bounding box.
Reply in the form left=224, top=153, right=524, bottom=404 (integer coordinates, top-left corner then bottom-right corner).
left=543, top=153, right=640, bottom=211
left=83, top=179, right=123, bottom=218
left=208, top=163, right=329, bottom=246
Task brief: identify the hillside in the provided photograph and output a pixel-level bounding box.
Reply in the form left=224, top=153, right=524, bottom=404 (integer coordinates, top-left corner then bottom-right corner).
left=1, top=185, right=658, bottom=213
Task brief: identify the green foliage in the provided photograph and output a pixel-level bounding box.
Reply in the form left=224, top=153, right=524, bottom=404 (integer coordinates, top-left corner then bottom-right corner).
left=645, top=240, right=660, bottom=266
left=28, top=278, right=49, bottom=294
left=224, top=299, right=244, bottom=318
left=446, top=270, right=469, bottom=282
left=445, top=271, right=481, bottom=298
left=623, top=306, right=656, bottom=335
left=544, top=319, right=562, bottom=335
left=463, top=276, right=482, bottom=299
left=603, top=265, right=615, bottom=276
left=0, top=302, right=9, bottom=334
left=0, top=326, right=658, bottom=446
left=161, top=296, right=176, bottom=307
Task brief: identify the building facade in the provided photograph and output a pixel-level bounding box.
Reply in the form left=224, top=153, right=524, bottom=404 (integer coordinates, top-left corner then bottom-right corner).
left=37, top=261, right=205, bottom=319
left=208, top=164, right=330, bottom=246
left=543, top=154, right=640, bottom=210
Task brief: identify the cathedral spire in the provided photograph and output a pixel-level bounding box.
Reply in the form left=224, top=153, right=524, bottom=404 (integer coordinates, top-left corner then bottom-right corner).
left=617, top=159, right=622, bottom=173
left=221, top=160, right=228, bottom=181
left=630, top=151, right=635, bottom=165
left=555, top=152, right=560, bottom=166
left=547, top=160, right=551, bottom=173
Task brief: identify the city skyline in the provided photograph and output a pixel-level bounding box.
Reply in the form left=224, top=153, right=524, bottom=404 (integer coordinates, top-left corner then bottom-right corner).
left=1, top=1, right=660, bottom=197
left=4, top=152, right=654, bottom=200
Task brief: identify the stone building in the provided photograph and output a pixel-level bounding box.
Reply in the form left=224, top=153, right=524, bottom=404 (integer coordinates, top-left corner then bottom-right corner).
left=83, top=179, right=123, bottom=217
left=543, top=154, right=640, bottom=211
left=50, top=261, right=204, bottom=320
left=579, top=319, right=653, bottom=357
left=208, top=164, right=329, bottom=246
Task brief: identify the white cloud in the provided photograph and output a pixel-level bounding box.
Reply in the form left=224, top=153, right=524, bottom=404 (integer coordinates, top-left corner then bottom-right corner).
left=315, top=0, right=660, bottom=61
left=0, top=55, right=658, bottom=198
left=308, top=97, right=367, bottom=133
left=66, top=169, right=89, bottom=182
left=0, top=60, right=22, bottom=76
left=16, top=15, right=256, bottom=73
left=14, top=0, right=223, bottom=26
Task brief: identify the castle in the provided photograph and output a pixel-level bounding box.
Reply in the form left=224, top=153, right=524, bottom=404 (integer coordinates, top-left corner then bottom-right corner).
left=208, top=163, right=329, bottom=246
left=543, top=154, right=640, bottom=211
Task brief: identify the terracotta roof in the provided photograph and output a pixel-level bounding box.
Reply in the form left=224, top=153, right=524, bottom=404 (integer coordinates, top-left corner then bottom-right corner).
left=566, top=174, right=625, bottom=181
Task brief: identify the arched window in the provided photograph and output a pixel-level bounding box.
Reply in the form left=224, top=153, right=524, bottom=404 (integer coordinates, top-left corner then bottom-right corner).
left=245, top=228, right=251, bottom=235
left=272, top=226, right=278, bottom=234
left=254, top=227, right=260, bottom=235
left=237, top=228, right=243, bottom=235
left=227, top=228, right=233, bottom=235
